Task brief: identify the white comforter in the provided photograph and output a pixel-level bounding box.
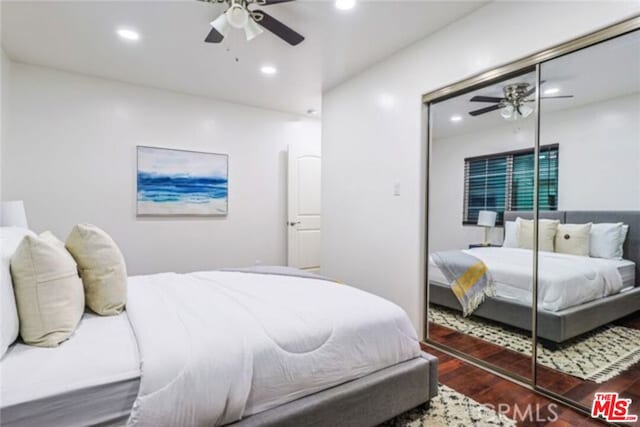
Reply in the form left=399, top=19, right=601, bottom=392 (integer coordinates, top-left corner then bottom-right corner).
left=466, top=248, right=624, bottom=311
left=125, top=271, right=419, bottom=427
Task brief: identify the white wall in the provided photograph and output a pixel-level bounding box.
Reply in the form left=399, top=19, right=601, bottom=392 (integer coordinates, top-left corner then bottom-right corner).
left=0, top=49, right=11, bottom=201
left=2, top=62, right=321, bottom=275
left=430, top=94, right=640, bottom=253
left=322, top=1, right=640, bottom=337
left=547, top=95, right=640, bottom=211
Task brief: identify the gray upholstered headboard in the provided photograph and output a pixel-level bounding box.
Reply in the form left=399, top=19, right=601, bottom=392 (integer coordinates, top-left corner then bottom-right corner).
left=504, top=210, right=640, bottom=281
left=504, top=210, right=566, bottom=223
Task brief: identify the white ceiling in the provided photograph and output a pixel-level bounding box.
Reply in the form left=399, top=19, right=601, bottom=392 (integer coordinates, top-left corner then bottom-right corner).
left=1, top=0, right=486, bottom=116
left=432, top=29, right=640, bottom=139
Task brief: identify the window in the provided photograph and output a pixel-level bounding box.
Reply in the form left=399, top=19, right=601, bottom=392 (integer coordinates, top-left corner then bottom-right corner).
left=463, top=145, right=558, bottom=225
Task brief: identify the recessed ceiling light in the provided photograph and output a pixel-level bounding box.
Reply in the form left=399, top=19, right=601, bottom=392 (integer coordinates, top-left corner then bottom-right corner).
left=117, top=28, right=140, bottom=41
left=450, top=115, right=463, bottom=122
left=377, top=93, right=395, bottom=109
left=306, top=109, right=318, bottom=115
left=544, top=87, right=560, bottom=95
left=335, top=0, right=356, bottom=11
left=260, top=65, right=277, bottom=75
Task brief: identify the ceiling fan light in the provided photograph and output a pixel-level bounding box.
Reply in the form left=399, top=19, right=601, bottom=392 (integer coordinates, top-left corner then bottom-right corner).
left=519, top=104, right=533, bottom=118
left=500, top=104, right=514, bottom=120
left=210, top=14, right=231, bottom=36
left=244, top=17, right=264, bottom=41
left=226, top=4, right=249, bottom=29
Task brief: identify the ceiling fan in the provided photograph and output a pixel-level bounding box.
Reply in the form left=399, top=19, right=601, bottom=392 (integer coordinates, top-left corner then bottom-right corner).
left=199, top=0, right=304, bottom=46
left=468, top=82, right=573, bottom=121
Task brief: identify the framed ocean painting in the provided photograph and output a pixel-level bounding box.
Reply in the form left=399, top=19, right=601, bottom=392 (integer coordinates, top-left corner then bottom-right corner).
left=136, top=146, right=228, bottom=216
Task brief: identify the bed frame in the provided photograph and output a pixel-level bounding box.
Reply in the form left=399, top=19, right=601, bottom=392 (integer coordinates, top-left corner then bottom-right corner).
left=233, top=352, right=438, bottom=427
left=6, top=353, right=437, bottom=427
left=429, top=210, right=640, bottom=348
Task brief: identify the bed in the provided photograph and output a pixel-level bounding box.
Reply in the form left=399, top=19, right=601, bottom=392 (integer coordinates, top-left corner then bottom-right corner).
left=429, top=210, right=640, bottom=347
left=1, top=268, right=438, bottom=427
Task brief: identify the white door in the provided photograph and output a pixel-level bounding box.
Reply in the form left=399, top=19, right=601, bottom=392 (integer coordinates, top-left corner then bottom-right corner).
left=287, top=142, right=321, bottom=272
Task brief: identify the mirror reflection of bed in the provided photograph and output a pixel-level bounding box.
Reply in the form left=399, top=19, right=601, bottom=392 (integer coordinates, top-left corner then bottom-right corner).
left=429, top=209, right=639, bottom=416
left=427, top=27, right=640, bottom=422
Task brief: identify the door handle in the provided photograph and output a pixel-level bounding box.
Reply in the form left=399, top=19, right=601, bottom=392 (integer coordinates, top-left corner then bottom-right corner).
left=288, top=221, right=301, bottom=227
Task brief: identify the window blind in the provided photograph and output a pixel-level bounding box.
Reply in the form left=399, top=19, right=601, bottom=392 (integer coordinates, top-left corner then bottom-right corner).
left=463, top=145, right=558, bottom=225
left=464, top=157, right=508, bottom=224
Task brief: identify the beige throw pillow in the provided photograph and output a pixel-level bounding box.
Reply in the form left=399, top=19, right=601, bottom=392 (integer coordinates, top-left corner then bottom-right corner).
left=555, top=223, right=592, bottom=257
left=10, top=232, right=84, bottom=347
left=66, top=224, right=127, bottom=315
left=518, top=219, right=560, bottom=252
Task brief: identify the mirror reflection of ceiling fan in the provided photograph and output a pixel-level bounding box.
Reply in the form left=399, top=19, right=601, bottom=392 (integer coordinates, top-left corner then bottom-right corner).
left=199, top=0, right=304, bottom=46
left=468, top=82, right=574, bottom=121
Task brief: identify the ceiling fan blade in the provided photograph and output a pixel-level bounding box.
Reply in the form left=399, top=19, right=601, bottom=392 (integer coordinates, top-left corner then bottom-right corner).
left=470, top=95, right=503, bottom=103
left=253, top=10, right=304, bottom=45
left=540, top=95, right=574, bottom=99
left=259, top=0, right=296, bottom=5
left=524, top=80, right=547, bottom=97
left=468, top=104, right=502, bottom=116
left=205, top=27, right=224, bottom=43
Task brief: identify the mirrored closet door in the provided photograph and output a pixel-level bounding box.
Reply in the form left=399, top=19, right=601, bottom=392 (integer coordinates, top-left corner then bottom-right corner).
left=535, top=28, right=640, bottom=421
left=427, top=69, right=538, bottom=381
left=425, top=15, right=640, bottom=419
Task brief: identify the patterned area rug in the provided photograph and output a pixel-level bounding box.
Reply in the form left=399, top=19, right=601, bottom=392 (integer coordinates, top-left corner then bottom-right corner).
left=430, top=305, right=640, bottom=383
left=382, top=384, right=515, bottom=427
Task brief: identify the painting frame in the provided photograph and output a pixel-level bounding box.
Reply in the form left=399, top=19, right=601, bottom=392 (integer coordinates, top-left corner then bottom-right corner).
left=136, top=145, right=229, bottom=217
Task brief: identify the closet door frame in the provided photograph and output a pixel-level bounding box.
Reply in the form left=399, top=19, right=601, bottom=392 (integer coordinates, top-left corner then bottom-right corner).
left=422, top=14, right=640, bottom=417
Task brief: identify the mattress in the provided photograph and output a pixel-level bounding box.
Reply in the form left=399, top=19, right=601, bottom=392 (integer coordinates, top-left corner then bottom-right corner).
left=0, top=312, right=141, bottom=427
left=429, top=247, right=636, bottom=312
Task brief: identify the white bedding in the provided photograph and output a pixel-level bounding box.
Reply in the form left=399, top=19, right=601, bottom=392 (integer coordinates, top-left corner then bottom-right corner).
left=1, top=312, right=140, bottom=407
left=126, top=271, right=420, bottom=427
left=429, top=247, right=631, bottom=312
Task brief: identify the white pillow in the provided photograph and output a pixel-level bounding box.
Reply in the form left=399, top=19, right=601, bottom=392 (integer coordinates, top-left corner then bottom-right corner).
left=622, top=224, right=629, bottom=246
left=555, top=223, right=592, bottom=256
left=590, top=223, right=628, bottom=260
left=0, top=227, right=37, bottom=358
left=502, top=219, right=520, bottom=248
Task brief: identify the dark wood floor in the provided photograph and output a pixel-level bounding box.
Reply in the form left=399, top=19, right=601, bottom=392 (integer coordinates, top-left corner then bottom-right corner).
left=423, top=311, right=640, bottom=426
left=422, top=343, right=604, bottom=426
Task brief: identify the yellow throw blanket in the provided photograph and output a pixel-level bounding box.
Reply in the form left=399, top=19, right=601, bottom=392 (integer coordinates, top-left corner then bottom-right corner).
left=432, top=251, right=495, bottom=316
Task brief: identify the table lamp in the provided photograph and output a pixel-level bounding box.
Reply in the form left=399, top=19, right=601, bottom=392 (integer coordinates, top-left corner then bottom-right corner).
left=477, top=210, right=497, bottom=246
left=0, top=200, right=29, bottom=228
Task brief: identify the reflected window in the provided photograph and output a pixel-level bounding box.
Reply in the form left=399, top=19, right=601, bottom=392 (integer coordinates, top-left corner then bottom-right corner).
left=464, top=155, right=507, bottom=224
left=463, top=145, right=558, bottom=225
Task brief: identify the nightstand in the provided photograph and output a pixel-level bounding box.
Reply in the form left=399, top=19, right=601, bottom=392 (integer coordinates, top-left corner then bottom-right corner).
left=468, top=243, right=500, bottom=249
